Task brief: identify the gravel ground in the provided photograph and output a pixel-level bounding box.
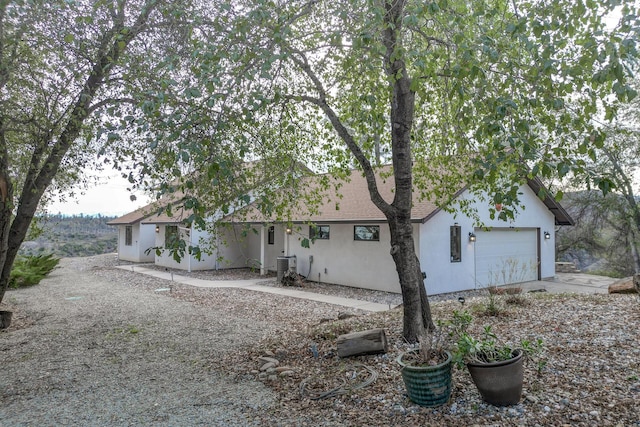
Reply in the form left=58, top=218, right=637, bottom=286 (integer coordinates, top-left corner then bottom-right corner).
left=2, top=254, right=640, bottom=426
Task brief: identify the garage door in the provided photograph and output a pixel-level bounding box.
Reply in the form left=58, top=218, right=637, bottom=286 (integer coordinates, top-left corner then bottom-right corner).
left=474, top=228, right=539, bottom=288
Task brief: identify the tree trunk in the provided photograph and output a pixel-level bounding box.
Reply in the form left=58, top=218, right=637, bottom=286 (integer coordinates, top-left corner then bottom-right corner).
left=291, top=0, right=434, bottom=342
left=0, top=124, right=13, bottom=304
left=387, top=214, right=435, bottom=341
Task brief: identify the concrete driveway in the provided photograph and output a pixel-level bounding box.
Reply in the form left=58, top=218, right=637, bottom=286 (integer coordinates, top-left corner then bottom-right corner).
left=506, top=272, right=617, bottom=294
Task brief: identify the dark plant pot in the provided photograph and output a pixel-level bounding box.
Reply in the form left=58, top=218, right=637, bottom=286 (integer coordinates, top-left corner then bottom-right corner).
left=467, top=349, right=524, bottom=406
left=397, top=350, right=452, bottom=407
left=0, top=310, right=13, bottom=330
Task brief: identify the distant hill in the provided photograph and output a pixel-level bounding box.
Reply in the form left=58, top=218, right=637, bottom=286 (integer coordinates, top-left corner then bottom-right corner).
left=20, top=214, right=118, bottom=258
left=556, top=190, right=637, bottom=278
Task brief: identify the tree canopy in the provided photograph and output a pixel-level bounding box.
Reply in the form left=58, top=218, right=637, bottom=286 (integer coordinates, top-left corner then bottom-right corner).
left=0, top=0, right=193, bottom=303
left=1, top=0, right=638, bottom=341
left=113, top=0, right=638, bottom=340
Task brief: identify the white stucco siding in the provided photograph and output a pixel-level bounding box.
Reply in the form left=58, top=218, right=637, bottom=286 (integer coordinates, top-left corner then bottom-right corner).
left=154, top=225, right=216, bottom=271
left=214, top=225, right=262, bottom=269
left=263, top=224, right=286, bottom=272
left=137, top=224, right=156, bottom=262
left=419, top=184, right=557, bottom=294
left=287, top=222, right=417, bottom=293
left=116, top=224, right=155, bottom=263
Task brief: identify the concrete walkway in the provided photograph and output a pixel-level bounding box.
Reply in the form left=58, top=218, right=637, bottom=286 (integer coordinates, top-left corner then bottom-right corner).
left=115, top=265, right=391, bottom=312
left=506, top=272, right=617, bottom=294
left=117, top=265, right=619, bottom=314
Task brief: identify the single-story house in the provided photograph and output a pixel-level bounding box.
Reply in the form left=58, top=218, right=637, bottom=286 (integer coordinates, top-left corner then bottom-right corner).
left=110, top=166, right=573, bottom=294
left=107, top=204, right=161, bottom=263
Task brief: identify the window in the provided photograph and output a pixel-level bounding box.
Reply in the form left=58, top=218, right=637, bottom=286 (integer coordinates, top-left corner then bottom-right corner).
left=125, top=226, right=133, bottom=246
left=268, top=226, right=275, bottom=245
left=354, top=225, right=380, bottom=241
left=165, top=225, right=179, bottom=247
left=309, top=225, right=330, bottom=240
left=450, top=225, right=461, bottom=262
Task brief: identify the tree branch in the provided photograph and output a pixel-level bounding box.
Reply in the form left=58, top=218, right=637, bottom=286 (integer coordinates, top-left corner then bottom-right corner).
left=88, top=97, right=138, bottom=114
left=286, top=48, right=393, bottom=216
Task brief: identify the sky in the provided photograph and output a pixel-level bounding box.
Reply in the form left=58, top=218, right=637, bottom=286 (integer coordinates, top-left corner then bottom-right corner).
left=47, top=172, right=149, bottom=217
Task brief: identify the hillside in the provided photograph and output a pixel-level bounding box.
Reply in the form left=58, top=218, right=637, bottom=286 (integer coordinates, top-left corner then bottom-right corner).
left=555, top=190, right=638, bottom=278
left=20, top=214, right=118, bottom=258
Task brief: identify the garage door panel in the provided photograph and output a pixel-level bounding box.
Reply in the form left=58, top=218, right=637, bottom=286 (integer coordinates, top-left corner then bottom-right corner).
left=475, top=229, right=538, bottom=288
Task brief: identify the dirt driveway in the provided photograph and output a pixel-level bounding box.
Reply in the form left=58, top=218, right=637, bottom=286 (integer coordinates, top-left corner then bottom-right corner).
left=0, top=258, right=280, bottom=426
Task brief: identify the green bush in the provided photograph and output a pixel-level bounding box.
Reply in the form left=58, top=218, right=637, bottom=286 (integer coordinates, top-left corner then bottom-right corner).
left=9, top=254, right=60, bottom=289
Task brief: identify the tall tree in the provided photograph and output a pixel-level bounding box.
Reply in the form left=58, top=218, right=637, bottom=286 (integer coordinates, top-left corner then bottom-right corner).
left=121, top=0, right=638, bottom=341
left=563, top=79, right=640, bottom=274
left=0, top=0, right=190, bottom=304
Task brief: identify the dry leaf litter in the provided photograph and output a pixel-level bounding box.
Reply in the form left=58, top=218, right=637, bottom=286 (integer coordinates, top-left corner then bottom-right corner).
left=1, top=254, right=639, bottom=426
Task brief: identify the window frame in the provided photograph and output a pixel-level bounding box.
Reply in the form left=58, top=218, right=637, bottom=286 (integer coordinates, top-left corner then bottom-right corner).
left=354, top=225, right=380, bottom=241
left=124, top=225, right=133, bottom=246
left=450, top=225, right=462, bottom=263
left=267, top=226, right=275, bottom=245
left=309, top=224, right=330, bottom=240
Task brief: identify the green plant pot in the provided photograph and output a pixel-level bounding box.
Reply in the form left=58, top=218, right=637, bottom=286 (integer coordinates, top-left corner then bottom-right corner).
left=467, top=349, right=524, bottom=406
left=397, top=350, right=452, bottom=407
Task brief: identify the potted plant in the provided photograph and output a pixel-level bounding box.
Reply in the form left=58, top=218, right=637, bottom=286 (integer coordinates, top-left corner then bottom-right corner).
left=450, top=311, right=545, bottom=406
left=396, top=327, right=453, bottom=407
left=0, top=309, right=12, bottom=329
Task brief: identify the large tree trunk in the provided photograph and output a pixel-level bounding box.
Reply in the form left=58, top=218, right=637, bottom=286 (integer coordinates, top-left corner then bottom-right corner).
left=382, top=0, right=433, bottom=341
left=292, top=0, right=434, bottom=342
left=0, top=2, right=158, bottom=305
left=387, top=214, right=435, bottom=340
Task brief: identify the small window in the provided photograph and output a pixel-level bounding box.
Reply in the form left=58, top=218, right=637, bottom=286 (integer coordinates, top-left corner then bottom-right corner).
left=125, top=226, right=133, bottom=246
left=268, top=226, right=275, bottom=245
left=310, top=225, right=330, bottom=240
left=450, top=225, right=461, bottom=262
left=354, top=225, right=380, bottom=241
left=165, top=225, right=179, bottom=247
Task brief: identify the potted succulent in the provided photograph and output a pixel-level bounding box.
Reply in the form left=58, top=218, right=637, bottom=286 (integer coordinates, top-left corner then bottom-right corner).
left=396, top=327, right=453, bottom=407
left=450, top=311, right=545, bottom=406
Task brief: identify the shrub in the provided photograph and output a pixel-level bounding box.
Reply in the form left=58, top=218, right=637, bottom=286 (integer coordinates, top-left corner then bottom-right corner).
left=9, top=254, right=60, bottom=289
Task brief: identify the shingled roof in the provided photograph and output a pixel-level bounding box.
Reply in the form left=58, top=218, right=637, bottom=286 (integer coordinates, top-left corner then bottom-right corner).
left=232, top=166, right=573, bottom=226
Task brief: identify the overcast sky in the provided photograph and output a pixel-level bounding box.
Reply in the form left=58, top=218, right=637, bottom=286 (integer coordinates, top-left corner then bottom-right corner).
left=47, top=172, right=149, bottom=217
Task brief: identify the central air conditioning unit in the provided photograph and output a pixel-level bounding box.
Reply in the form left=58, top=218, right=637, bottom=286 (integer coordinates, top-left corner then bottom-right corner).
left=276, top=255, right=298, bottom=282
left=287, top=255, right=297, bottom=272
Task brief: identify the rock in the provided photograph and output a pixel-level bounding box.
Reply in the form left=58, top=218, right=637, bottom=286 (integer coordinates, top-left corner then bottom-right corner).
left=250, top=370, right=259, bottom=374
left=268, top=375, right=278, bottom=381
left=275, top=366, right=294, bottom=373
left=258, top=356, right=280, bottom=366
left=259, top=362, right=276, bottom=371
left=608, top=277, right=637, bottom=294
left=263, top=350, right=275, bottom=357
left=279, top=370, right=295, bottom=377
left=589, top=410, right=600, bottom=417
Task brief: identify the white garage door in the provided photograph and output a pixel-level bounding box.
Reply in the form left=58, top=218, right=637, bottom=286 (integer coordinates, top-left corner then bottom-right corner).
left=474, top=228, right=539, bottom=288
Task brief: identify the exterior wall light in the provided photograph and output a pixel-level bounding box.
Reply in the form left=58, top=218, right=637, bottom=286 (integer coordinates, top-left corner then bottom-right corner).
left=544, top=231, right=551, bottom=240
left=155, top=225, right=160, bottom=233
left=468, top=232, right=476, bottom=242
left=286, top=227, right=292, bottom=234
